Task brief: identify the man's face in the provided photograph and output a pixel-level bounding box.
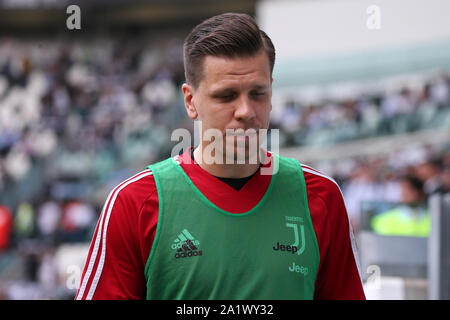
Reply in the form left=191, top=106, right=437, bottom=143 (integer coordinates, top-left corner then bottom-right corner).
left=182, top=49, right=273, bottom=162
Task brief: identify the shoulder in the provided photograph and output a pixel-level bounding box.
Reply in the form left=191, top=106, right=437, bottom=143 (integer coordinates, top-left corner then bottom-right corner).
left=112, top=168, right=155, bottom=197
left=104, top=168, right=156, bottom=214
left=298, top=162, right=345, bottom=206
left=295, top=161, right=349, bottom=231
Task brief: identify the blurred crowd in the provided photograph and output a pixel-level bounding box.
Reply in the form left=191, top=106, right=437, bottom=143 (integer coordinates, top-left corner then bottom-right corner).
left=334, top=143, right=450, bottom=232
left=0, top=34, right=449, bottom=299
left=0, top=34, right=186, bottom=201
left=0, top=34, right=187, bottom=299
left=274, top=73, right=450, bottom=146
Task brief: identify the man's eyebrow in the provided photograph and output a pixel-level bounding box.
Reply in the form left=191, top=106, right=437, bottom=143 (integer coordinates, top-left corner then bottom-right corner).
left=251, top=84, right=269, bottom=90
left=210, top=84, right=269, bottom=95
left=209, top=88, right=236, bottom=97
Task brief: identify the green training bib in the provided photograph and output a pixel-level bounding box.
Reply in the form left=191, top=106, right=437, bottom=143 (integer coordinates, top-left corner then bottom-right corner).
left=144, top=154, right=320, bottom=299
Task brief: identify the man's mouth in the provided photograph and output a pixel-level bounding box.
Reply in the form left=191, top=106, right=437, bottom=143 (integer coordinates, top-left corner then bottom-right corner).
left=225, top=129, right=259, bottom=145
left=226, top=128, right=258, bottom=136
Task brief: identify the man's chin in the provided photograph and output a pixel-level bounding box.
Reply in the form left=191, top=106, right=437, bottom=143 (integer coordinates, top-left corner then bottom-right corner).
left=223, top=141, right=261, bottom=164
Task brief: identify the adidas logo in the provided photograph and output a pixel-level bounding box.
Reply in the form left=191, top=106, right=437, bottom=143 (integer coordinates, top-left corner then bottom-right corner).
left=172, top=229, right=202, bottom=259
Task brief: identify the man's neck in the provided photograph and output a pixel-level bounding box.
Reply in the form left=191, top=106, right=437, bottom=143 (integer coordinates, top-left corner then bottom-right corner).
left=192, top=145, right=265, bottom=179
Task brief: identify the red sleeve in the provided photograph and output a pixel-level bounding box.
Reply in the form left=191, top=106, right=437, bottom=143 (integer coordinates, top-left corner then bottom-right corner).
left=302, top=165, right=366, bottom=300
left=75, top=169, right=158, bottom=300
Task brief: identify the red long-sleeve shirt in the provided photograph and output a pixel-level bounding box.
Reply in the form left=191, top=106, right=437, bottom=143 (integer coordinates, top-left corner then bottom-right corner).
left=75, top=148, right=366, bottom=300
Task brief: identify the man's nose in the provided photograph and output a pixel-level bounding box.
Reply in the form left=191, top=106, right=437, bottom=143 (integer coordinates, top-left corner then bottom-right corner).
left=234, top=96, right=256, bottom=121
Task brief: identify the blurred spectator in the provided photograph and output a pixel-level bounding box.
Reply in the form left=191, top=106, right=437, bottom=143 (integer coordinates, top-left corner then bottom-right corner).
left=429, top=74, right=450, bottom=108
left=381, top=88, right=416, bottom=117
left=342, top=158, right=403, bottom=232
left=36, top=201, right=61, bottom=242
left=415, top=157, right=447, bottom=196
left=37, top=247, right=58, bottom=298
left=370, top=175, right=430, bottom=237
left=442, top=152, right=450, bottom=191
left=279, top=100, right=302, bottom=133
left=0, top=205, right=12, bottom=251
left=61, top=201, right=96, bottom=242
left=442, top=166, right=450, bottom=192
left=343, top=162, right=383, bottom=231
left=14, top=202, right=35, bottom=239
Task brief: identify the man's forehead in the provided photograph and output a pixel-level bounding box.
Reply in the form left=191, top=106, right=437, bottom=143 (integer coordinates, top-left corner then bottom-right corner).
left=200, top=51, right=271, bottom=87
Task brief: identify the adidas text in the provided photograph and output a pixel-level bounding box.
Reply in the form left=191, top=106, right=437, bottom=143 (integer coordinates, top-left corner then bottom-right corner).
left=175, top=250, right=203, bottom=259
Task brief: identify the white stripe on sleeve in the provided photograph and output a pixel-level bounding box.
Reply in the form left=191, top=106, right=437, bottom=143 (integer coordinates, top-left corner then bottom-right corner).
left=301, top=166, right=364, bottom=286
left=76, top=169, right=152, bottom=300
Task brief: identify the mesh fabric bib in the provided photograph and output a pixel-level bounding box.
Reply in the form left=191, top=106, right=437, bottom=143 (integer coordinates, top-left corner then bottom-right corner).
left=144, top=154, right=320, bottom=299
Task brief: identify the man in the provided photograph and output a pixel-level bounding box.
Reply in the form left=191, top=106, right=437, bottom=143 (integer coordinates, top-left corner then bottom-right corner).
left=76, top=13, right=365, bottom=300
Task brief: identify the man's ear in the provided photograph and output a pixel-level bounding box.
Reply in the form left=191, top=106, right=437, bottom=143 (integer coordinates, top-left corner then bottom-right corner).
left=182, top=83, right=198, bottom=120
